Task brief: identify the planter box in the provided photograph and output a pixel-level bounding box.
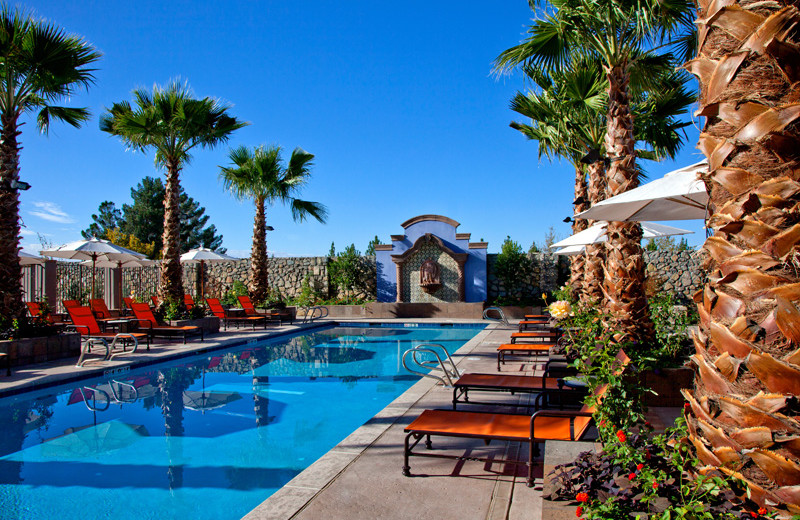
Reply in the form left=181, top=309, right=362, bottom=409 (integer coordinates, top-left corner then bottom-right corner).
left=0, top=332, right=81, bottom=368
left=167, top=316, right=220, bottom=335
left=633, top=366, right=694, bottom=407
left=366, top=302, right=484, bottom=319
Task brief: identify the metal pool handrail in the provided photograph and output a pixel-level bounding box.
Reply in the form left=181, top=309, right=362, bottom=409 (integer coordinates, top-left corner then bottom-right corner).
left=300, top=305, right=328, bottom=323
left=402, top=343, right=461, bottom=387
left=483, top=306, right=509, bottom=325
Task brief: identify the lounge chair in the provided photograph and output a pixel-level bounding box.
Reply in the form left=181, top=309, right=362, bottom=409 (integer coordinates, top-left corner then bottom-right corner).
left=497, top=342, right=556, bottom=370
left=62, top=299, right=80, bottom=311
left=206, top=298, right=268, bottom=331
left=150, top=295, right=159, bottom=307
left=510, top=331, right=560, bottom=343
left=403, top=384, right=607, bottom=487
left=184, top=294, right=195, bottom=310
left=237, top=296, right=282, bottom=325
left=66, top=306, right=148, bottom=365
left=454, top=350, right=630, bottom=410
left=130, top=302, right=203, bottom=344
left=518, top=319, right=551, bottom=332
left=26, top=301, right=69, bottom=325
left=90, top=298, right=118, bottom=319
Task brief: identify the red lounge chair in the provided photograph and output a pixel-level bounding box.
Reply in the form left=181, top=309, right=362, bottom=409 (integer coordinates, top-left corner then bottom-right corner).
left=454, top=350, right=630, bottom=409
left=206, top=298, right=268, bottom=331
left=62, top=299, right=80, bottom=311
left=237, top=296, right=281, bottom=325
left=150, top=295, right=159, bottom=307
left=90, top=299, right=117, bottom=319
left=26, top=302, right=69, bottom=325
left=67, top=306, right=148, bottom=365
left=130, top=302, right=203, bottom=344
left=184, top=294, right=195, bottom=310
left=402, top=385, right=606, bottom=487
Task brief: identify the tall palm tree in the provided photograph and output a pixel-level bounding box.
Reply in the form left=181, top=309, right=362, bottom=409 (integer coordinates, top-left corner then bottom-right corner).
left=682, top=1, right=800, bottom=514
left=496, top=0, right=694, bottom=343
left=508, top=57, right=694, bottom=305
left=0, top=7, right=100, bottom=319
left=220, top=145, right=328, bottom=304
left=100, top=82, right=246, bottom=303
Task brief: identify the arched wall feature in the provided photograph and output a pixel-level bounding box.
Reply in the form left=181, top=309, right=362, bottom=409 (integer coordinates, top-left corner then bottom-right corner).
left=391, top=234, right=466, bottom=303
left=375, top=215, right=487, bottom=303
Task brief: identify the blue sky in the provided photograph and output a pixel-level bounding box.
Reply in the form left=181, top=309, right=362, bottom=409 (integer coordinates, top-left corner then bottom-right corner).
left=17, top=1, right=705, bottom=258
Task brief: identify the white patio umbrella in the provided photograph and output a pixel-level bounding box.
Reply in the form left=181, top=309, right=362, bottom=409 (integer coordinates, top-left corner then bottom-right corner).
left=180, top=247, right=237, bottom=299
left=550, top=221, right=693, bottom=249
left=575, top=160, right=709, bottom=222
left=19, top=251, right=45, bottom=266
left=41, top=238, right=147, bottom=299
left=553, top=245, right=585, bottom=256
left=80, top=257, right=156, bottom=306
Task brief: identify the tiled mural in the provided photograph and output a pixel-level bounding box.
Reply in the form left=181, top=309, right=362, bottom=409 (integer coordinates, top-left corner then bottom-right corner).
left=400, top=241, right=459, bottom=303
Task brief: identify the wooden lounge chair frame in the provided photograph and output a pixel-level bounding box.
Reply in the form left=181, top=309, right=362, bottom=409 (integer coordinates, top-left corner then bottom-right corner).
left=130, top=302, right=204, bottom=344
left=497, top=342, right=555, bottom=370
left=510, top=331, right=560, bottom=344
left=206, top=298, right=268, bottom=330
left=455, top=350, right=629, bottom=410
left=403, top=385, right=606, bottom=487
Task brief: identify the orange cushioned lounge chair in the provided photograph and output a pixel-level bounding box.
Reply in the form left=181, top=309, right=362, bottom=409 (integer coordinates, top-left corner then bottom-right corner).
left=403, top=384, right=606, bottom=487
left=26, top=302, right=69, bottom=325
left=518, top=319, right=552, bottom=332
left=454, top=350, right=630, bottom=410
left=510, top=330, right=560, bottom=344
left=130, top=302, right=203, bottom=344
left=67, top=306, right=148, bottom=366
left=237, top=296, right=281, bottom=325
left=206, top=298, right=268, bottom=331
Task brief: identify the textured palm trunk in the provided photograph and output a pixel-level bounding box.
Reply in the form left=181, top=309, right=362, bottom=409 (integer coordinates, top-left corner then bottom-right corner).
left=159, top=161, right=184, bottom=303
left=602, top=63, right=654, bottom=343
left=249, top=198, right=269, bottom=304
left=570, top=164, right=589, bottom=300
left=683, top=1, right=800, bottom=514
left=159, top=371, right=185, bottom=490
left=0, top=114, right=25, bottom=319
left=583, top=161, right=607, bottom=304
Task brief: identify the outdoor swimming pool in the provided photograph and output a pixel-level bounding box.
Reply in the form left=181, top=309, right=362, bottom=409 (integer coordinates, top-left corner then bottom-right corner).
left=0, top=323, right=484, bottom=520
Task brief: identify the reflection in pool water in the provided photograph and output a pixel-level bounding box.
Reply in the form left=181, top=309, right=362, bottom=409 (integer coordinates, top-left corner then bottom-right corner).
left=0, top=324, right=483, bottom=520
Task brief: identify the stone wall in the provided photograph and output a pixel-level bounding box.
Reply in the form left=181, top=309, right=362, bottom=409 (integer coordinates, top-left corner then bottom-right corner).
left=487, top=249, right=706, bottom=304
left=487, top=253, right=571, bottom=301
left=644, top=249, right=707, bottom=305
left=201, top=257, right=330, bottom=299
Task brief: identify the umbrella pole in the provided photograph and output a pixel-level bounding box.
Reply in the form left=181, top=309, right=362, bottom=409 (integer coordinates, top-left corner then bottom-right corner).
left=200, top=260, right=205, bottom=301
left=91, top=254, right=97, bottom=301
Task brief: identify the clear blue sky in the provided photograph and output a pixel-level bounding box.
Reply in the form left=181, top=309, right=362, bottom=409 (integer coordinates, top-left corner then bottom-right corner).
left=17, top=1, right=705, bottom=258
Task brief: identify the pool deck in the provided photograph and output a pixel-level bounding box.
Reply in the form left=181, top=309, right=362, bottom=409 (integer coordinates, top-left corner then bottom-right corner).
left=0, top=318, right=681, bottom=519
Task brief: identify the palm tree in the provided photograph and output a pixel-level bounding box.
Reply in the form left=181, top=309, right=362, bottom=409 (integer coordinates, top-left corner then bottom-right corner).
left=0, top=7, right=100, bottom=319
left=496, top=0, right=694, bottom=343
left=220, top=145, right=328, bottom=304
left=682, top=2, right=800, bottom=514
left=508, top=57, right=694, bottom=305
left=100, top=82, right=246, bottom=303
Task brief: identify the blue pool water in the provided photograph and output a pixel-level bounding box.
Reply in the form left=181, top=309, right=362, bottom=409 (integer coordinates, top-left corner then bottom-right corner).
left=0, top=324, right=483, bottom=520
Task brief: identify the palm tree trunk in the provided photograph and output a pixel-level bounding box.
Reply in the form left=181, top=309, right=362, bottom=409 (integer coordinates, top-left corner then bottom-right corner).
left=569, top=164, right=589, bottom=300
left=0, top=114, right=25, bottom=319
left=159, top=160, right=184, bottom=303
left=683, top=1, right=800, bottom=513
left=602, top=63, right=654, bottom=343
left=583, top=161, right=606, bottom=304
left=249, top=198, right=268, bottom=304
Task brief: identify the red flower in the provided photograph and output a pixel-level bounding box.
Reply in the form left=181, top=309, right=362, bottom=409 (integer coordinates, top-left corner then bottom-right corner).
left=576, top=492, right=589, bottom=503
left=576, top=506, right=583, bottom=517
left=652, top=481, right=658, bottom=490
left=644, top=450, right=652, bottom=460
left=628, top=473, right=636, bottom=480
left=636, top=463, right=644, bottom=471
left=644, top=421, right=651, bottom=427
left=616, top=430, right=627, bottom=443
left=684, top=403, right=691, bottom=411
left=750, top=513, right=757, bottom=518
left=599, top=419, right=606, bottom=427
left=758, top=508, right=767, bottom=515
